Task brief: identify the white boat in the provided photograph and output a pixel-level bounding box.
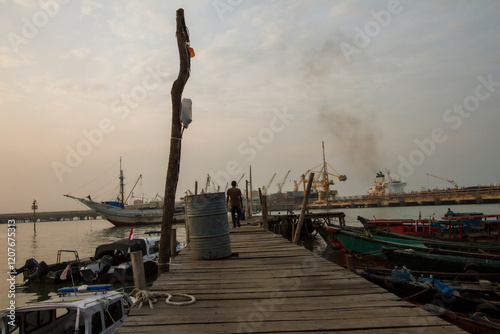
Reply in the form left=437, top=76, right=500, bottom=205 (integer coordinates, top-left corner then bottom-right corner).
left=80, top=234, right=161, bottom=284
left=64, top=194, right=185, bottom=226
left=0, top=284, right=132, bottom=334
left=64, top=160, right=185, bottom=226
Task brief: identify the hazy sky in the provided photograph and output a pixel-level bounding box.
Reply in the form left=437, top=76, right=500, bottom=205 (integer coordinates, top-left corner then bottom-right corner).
left=1, top=0, right=499, bottom=214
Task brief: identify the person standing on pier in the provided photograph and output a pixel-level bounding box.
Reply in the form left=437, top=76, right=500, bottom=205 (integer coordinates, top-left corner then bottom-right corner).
left=227, top=180, right=243, bottom=228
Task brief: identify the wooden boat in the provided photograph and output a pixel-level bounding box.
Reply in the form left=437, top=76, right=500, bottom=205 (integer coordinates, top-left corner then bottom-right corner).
left=12, top=250, right=91, bottom=286
left=315, top=224, right=500, bottom=267
left=65, top=194, right=184, bottom=226
left=359, top=213, right=500, bottom=238
left=315, top=225, right=428, bottom=259
left=358, top=215, right=440, bottom=235
left=362, top=266, right=500, bottom=283
left=368, top=228, right=500, bottom=254
left=423, top=304, right=500, bottom=334
left=382, top=247, right=500, bottom=273
left=0, top=284, right=132, bottom=334
left=64, top=160, right=185, bottom=226
left=360, top=269, right=500, bottom=318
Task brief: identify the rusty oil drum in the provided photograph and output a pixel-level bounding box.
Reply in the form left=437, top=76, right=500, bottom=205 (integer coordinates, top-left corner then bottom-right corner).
left=185, top=192, right=232, bottom=260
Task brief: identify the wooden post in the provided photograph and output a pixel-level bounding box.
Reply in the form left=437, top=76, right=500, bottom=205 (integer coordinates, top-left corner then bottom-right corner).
left=245, top=180, right=249, bottom=218
left=158, top=8, right=191, bottom=276
left=345, top=254, right=355, bottom=272
left=249, top=165, right=253, bottom=217
left=259, top=188, right=268, bottom=229
left=131, top=251, right=147, bottom=291
left=170, top=229, right=177, bottom=259
left=293, top=173, right=315, bottom=244
left=195, top=181, right=198, bottom=195
left=185, top=205, right=190, bottom=244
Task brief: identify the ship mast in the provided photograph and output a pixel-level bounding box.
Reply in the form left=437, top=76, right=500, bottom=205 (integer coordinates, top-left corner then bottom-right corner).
left=119, top=157, right=125, bottom=207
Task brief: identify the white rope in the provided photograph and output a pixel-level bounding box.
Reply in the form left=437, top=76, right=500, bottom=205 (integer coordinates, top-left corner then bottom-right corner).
left=130, top=289, right=196, bottom=309
left=166, top=293, right=196, bottom=306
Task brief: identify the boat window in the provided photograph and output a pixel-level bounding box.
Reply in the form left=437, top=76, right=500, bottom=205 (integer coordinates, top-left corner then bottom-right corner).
left=3, top=315, right=21, bottom=333
left=104, top=301, right=123, bottom=328
left=55, top=308, right=70, bottom=319
left=24, top=310, right=53, bottom=333
left=91, top=311, right=103, bottom=333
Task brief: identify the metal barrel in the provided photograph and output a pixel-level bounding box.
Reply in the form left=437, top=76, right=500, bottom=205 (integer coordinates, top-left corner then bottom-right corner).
left=185, top=192, right=232, bottom=260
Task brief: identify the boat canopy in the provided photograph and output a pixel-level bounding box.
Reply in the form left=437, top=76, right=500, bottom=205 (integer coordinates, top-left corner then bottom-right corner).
left=94, top=239, right=147, bottom=259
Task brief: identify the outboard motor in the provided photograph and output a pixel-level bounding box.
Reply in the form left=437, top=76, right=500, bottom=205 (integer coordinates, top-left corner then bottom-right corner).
left=23, top=261, right=49, bottom=285
left=13, top=258, right=38, bottom=275
left=97, top=255, right=113, bottom=277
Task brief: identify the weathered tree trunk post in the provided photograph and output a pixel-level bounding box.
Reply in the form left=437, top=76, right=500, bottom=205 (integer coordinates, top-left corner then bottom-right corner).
left=131, top=251, right=147, bottom=291
left=158, top=8, right=191, bottom=276
left=293, top=173, right=315, bottom=244
left=259, top=188, right=268, bottom=229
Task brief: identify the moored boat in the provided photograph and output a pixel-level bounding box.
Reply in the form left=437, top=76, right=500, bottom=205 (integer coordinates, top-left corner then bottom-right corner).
left=360, top=268, right=500, bottom=318
left=382, top=247, right=500, bottom=273
left=12, top=250, right=91, bottom=286
left=80, top=234, right=161, bottom=284
left=0, top=284, right=132, bottom=334
left=423, top=304, right=500, bottom=334
left=64, top=160, right=185, bottom=226
left=65, top=194, right=185, bottom=226
left=314, top=224, right=428, bottom=259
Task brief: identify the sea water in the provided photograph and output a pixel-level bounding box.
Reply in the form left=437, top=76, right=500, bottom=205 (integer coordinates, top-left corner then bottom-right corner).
left=0, top=218, right=186, bottom=310
left=1, top=203, right=499, bottom=310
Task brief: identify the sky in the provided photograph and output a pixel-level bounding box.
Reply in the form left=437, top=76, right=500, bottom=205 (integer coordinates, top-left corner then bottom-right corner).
left=1, top=0, right=499, bottom=214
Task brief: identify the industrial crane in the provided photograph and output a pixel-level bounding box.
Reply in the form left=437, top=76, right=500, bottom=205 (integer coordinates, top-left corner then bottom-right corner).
left=276, top=170, right=291, bottom=193
left=301, top=142, right=347, bottom=205
left=237, top=173, right=245, bottom=186
left=205, top=174, right=211, bottom=193
left=262, top=173, right=276, bottom=195
left=426, top=173, right=458, bottom=189
left=293, top=173, right=306, bottom=192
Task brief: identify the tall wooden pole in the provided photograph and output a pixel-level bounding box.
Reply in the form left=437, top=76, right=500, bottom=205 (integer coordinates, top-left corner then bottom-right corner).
left=249, top=165, right=253, bottom=217
left=158, top=9, right=191, bottom=276
left=293, top=173, right=315, bottom=244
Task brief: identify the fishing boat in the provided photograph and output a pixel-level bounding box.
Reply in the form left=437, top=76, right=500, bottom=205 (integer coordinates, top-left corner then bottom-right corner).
left=382, top=247, right=500, bottom=273
left=314, top=223, right=500, bottom=263
left=314, top=224, right=429, bottom=259
left=80, top=233, right=161, bottom=284
left=423, top=304, right=500, bottom=334
left=360, top=268, right=500, bottom=318
left=64, top=160, right=185, bottom=226
left=12, top=250, right=92, bottom=286
left=358, top=215, right=440, bottom=235
left=0, top=284, right=132, bottom=334
left=358, top=211, right=498, bottom=237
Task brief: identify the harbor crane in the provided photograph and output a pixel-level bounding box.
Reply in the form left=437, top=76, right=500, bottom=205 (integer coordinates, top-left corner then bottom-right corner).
left=426, top=173, right=458, bottom=189
left=276, top=170, right=291, bottom=193
left=293, top=174, right=306, bottom=192
left=262, top=173, right=276, bottom=195
left=302, top=142, right=347, bottom=205
left=205, top=174, right=211, bottom=193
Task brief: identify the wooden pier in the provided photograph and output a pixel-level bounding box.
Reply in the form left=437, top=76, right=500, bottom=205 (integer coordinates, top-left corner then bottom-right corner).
left=118, top=219, right=465, bottom=333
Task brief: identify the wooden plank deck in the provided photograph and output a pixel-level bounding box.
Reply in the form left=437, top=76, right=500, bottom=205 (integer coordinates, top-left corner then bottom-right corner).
left=118, top=221, right=465, bottom=333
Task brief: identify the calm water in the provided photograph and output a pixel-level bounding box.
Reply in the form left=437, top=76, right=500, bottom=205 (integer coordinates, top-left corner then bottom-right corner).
left=0, top=219, right=186, bottom=310
left=1, top=203, right=499, bottom=310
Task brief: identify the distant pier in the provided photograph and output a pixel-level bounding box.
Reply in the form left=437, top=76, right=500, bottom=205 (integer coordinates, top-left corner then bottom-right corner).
left=0, top=210, right=100, bottom=224
left=117, top=217, right=465, bottom=333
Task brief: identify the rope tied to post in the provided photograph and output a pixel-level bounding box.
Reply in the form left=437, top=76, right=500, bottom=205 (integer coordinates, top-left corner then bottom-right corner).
left=130, top=289, right=196, bottom=309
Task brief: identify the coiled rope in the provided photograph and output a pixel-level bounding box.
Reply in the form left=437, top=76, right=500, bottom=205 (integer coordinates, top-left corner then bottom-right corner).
left=130, top=289, right=196, bottom=309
